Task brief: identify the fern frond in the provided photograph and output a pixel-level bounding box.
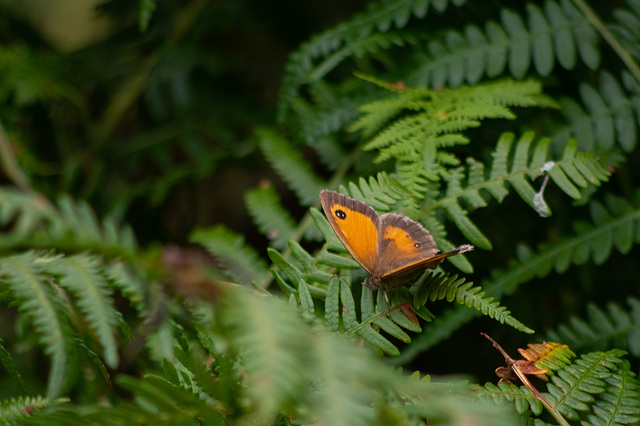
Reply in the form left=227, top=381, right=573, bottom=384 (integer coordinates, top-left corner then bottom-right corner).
left=50, top=254, right=119, bottom=368
left=355, top=80, right=551, bottom=166
left=0, top=252, right=70, bottom=399
left=0, top=45, right=83, bottom=107
left=268, top=246, right=329, bottom=298
left=219, top=284, right=518, bottom=425
left=476, top=350, right=640, bottom=425
left=191, top=225, right=269, bottom=286
left=245, top=185, right=297, bottom=251
left=225, top=285, right=371, bottom=423
left=340, top=172, right=412, bottom=211
left=400, top=132, right=609, bottom=259
left=256, top=129, right=325, bottom=207
left=0, top=395, right=58, bottom=425
left=408, top=0, right=598, bottom=87
left=432, top=132, right=609, bottom=247
left=291, top=83, right=356, bottom=170
left=474, top=381, right=544, bottom=417
left=0, top=339, right=26, bottom=393
left=104, top=260, right=146, bottom=314
left=543, top=350, right=640, bottom=423
left=610, top=0, right=640, bottom=61
left=555, top=71, right=640, bottom=153
left=412, top=272, right=533, bottom=333
left=0, top=189, right=136, bottom=257
left=339, top=278, right=401, bottom=355
left=547, top=297, right=640, bottom=357
left=398, top=192, right=640, bottom=362
left=309, top=32, right=417, bottom=83
left=278, top=0, right=467, bottom=120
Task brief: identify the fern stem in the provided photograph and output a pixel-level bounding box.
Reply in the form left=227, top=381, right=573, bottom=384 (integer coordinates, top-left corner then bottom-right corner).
left=342, top=307, right=396, bottom=338
left=0, top=119, right=30, bottom=191
left=571, top=0, right=640, bottom=84
left=539, top=398, right=571, bottom=426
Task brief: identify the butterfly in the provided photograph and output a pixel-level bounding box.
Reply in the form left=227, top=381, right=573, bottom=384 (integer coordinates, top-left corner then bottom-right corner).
left=319, top=190, right=473, bottom=292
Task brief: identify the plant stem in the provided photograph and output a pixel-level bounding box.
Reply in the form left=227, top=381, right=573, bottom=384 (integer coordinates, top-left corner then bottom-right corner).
left=0, top=120, right=30, bottom=191
left=572, top=0, right=640, bottom=83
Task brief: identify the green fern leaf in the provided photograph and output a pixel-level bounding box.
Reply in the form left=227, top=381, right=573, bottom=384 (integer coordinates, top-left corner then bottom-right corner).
left=0, top=339, right=26, bottom=394
left=310, top=32, right=417, bottom=83
left=50, top=253, right=119, bottom=368
left=340, top=279, right=400, bottom=355
left=412, top=272, right=533, bottom=333
left=297, top=279, right=315, bottom=316
left=104, top=260, right=146, bottom=314
left=356, top=80, right=550, bottom=167
left=289, top=240, right=333, bottom=284
left=409, top=1, right=597, bottom=87
left=425, top=132, right=608, bottom=252
left=543, top=350, right=640, bottom=423
left=278, top=0, right=467, bottom=120
left=245, top=185, right=297, bottom=250
left=0, top=252, right=70, bottom=399
left=557, top=71, right=639, bottom=153
left=324, top=277, right=341, bottom=332
left=0, top=45, right=83, bottom=107
left=191, top=225, right=269, bottom=286
left=256, top=129, right=325, bottom=206
left=547, top=298, right=640, bottom=357
left=224, top=287, right=333, bottom=422
left=0, top=396, right=57, bottom=424
left=474, top=381, right=543, bottom=416
left=364, top=289, right=413, bottom=342
left=382, top=290, right=422, bottom=333
left=0, top=189, right=136, bottom=257
left=398, top=192, right=640, bottom=362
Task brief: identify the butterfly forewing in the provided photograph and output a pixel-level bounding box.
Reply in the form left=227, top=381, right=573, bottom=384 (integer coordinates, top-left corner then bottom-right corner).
left=319, top=190, right=380, bottom=274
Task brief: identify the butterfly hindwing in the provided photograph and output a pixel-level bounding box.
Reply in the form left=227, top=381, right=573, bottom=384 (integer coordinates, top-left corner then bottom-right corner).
left=375, top=213, right=439, bottom=277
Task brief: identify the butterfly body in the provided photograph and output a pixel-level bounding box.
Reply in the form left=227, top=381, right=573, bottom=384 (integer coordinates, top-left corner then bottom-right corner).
left=319, top=190, right=473, bottom=291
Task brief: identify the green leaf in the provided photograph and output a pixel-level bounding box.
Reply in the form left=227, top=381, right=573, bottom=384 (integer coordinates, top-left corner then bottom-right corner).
left=192, top=225, right=269, bottom=285
left=256, top=129, right=325, bottom=206
left=245, top=185, right=297, bottom=250
left=51, top=254, right=119, bottom=368
left=297, top=279, right=314, bottom=316
left=0, top=252, right=69, bottom=399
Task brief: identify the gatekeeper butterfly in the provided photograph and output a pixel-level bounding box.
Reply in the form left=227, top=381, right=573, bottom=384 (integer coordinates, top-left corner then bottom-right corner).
left=320, top=190, right=473, bottom=291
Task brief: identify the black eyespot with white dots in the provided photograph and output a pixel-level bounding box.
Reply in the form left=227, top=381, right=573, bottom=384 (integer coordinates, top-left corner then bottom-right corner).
left=414, top=242, right=421, bottom=248
left=335, top=209, right=347, bottom=220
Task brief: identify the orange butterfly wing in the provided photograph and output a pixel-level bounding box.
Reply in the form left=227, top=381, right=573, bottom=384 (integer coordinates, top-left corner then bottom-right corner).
left=320, top=190, right=474, bottom=291
left=319, top=190, right=379, bottom=274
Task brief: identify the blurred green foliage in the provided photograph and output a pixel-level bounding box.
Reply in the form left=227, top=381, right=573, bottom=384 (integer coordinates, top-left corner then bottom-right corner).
left=1, top=0, right=640, bottom=424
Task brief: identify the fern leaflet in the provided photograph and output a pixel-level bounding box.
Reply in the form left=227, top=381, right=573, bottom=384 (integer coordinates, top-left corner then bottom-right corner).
left=191, top=224, right=270, bottom=286
left=0, top=252, right=69, bottom=399
left=547, top=297, right=640, bottom=357
left=408, top=0, right=599, bottom=87
left=256, top=128, right=325, bottom=206
left=50, top=253, right=120, bottom=368
left=245, top=184, right=297, bottom=251
left=0, top=189, right=136, bottom=257
left=278, top=0, right=468, bottom=120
